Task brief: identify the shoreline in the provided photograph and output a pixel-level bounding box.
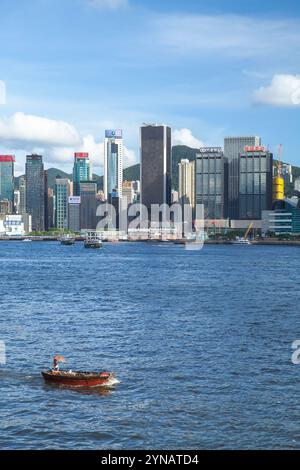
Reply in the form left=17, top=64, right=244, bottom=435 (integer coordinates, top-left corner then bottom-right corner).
left=0, top=237, right=299, bottom=246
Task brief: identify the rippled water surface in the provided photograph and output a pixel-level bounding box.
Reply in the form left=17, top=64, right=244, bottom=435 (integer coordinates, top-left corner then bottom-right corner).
left=0, top=241, right=300, bottom=449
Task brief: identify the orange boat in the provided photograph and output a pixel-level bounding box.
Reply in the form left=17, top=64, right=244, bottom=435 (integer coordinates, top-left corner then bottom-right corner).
left=42, top=370, right=115, bottom=387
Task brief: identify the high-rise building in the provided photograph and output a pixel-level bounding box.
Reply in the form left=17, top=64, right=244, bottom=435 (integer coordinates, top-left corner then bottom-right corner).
left=80, top=181, right=97, bottom=230
left=178, top=159, right=195, bottom=207
left=195, top=147, right=228, bottom=220
left=104, top=130, right=123, bottom=201
left=122, top=180, right=135, bottom=206
left=44, top=170, right=49, bottom=231
left=47, top=188, right=55, bottom=229
left=25, top=154, right=45, bottom=231
left=55, top=178, right=71, bottom=229
left=73, top=153, right=91, bottom=196
left=140, top=124, right=172, bottom=212
left=0, top=155, right=15, bottom=212
left=19, top=175, right=26, bottom=214
left=68, top=196, right=81, bottom=232
left=224, top=136, right=261, bottom=219
left=239, top=146, right=273, bottom=220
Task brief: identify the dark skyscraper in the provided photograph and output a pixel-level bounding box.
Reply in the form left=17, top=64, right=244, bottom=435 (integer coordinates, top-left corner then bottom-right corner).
left=224, top=136, right=261, bottom=219
left=239, top=146, right=273, bottom=220
left=25, top=154, right=45, bottom=231
left=80, top=181, right=97, bottom=230
left=195, top=148, right=228, bottom=219
left=140, top=124, right=172, bottom=213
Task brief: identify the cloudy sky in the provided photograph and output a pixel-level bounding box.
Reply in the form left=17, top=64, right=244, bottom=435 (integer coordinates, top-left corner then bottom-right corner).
left=0, top=0, right=300, bottom=175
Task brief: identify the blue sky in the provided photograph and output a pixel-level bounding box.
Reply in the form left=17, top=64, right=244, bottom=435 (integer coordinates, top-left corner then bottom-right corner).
left=0, top=0, right=300, bottom=174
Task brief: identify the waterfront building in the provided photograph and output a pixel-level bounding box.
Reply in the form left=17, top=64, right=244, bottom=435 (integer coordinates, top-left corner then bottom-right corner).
left=104, top=130, right=123, bottom=201
left=19, top=175, right=26, bottom=214
left=262, top=198, right=300, bottom=235
left=80, top=182, right=97, bottom=230
left=178, top=159, right=195, bottom=207
left=68, top=196, right=81, bottom=232
left=47, top=188, right=55, bottom=229
left=0, top=155, right=15, bottom=212
left=73, top=153, right=91, bottom=196
left=140, top=124, right=172, bottom=213
left=224, top=136, right=261, bottom=219
left=44, top=170, right=49, bottom=231
left=25, top=154, right=45, bottom=232
left=55, top=178, right=71, bottom=229
left=0, top=214, right=31, bottom=236
left=239, top=147, right=273, bottom=220
left=195, top=147, right=228, bottom=219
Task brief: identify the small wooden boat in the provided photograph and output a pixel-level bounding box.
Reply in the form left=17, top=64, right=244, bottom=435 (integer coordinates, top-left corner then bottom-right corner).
left=42, top=370, right=115, bottom=387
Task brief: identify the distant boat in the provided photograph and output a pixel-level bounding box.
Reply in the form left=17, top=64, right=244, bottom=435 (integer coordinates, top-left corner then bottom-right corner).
left=22, top=238, right=32, bottom=243
left=60, top=234, right=75, bottom=245
left=232, top=237, right=252, bottom=245
left=84, top=238, right=102, bottom=249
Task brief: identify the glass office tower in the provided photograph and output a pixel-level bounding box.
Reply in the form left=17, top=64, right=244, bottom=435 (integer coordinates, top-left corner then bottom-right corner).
left=239, top=147, right=273, bottom=220
left=0, top=155, right=15, bottom=212
left=25, top=154, right=45, bottom=231
left=224, top=136, right=261, bottom=219
left=104, top=130, right=123, bottom=201
left=80, top=182, right=97, bottom=230
left=195, top=147, right=228, bottom=219
left=140, top=124, right=172, bottom=212
left=55, top=178, right=71, bottom=229
left=73, top=153, right=91, bottom=196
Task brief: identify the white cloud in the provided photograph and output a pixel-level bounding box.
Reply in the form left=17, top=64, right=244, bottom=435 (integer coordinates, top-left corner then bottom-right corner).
left=154, top=14, right=300, bottom=60
left=172, top=128, right=204, bottom=148
left=0, top=112, right=81, bottom=147
left=88, top=0, right=128, bottom=10
left=0, top=112, right=137, bottom=175
left=253, top=74, right=300, bottom=106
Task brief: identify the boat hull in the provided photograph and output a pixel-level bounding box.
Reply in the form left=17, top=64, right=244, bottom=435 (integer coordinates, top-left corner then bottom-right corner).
left=42, top=370, right=114, bottom=387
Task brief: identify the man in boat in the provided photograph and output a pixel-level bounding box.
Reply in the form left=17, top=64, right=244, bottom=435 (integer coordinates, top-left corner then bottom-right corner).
left=52, top=357, right=59, bottom=372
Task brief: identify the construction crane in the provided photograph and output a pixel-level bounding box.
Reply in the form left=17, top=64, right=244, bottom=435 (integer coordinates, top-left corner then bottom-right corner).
left=244, top=222, right=254, bottom=240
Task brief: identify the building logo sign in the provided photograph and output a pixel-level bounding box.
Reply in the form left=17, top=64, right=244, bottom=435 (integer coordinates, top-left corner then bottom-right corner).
left=69, top=196, right=81, bottom=204
left=105, top=129, right=122, bottom=139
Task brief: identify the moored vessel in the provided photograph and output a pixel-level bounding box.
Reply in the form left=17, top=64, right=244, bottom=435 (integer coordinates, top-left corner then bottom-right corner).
left=60, top=234, right=75, bottom=245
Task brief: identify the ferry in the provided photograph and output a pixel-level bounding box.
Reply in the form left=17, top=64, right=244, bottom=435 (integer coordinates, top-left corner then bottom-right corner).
left=84, top=238, right=102, bottom=249
left=60, top=234, right=75, bottom=245
left=232, top=237, right=252, bottom=245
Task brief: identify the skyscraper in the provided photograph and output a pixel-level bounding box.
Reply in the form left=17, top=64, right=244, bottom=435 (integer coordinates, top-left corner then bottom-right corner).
left=73, top=153, right=91, bottom=196
left=239, top=146, right=273, bottom=220
left=55, top=178, right=71, bottom=229
left=178, top=159, right=195, bottom=207
left=140, top=124, right=172, bottom=212
left=19, top=175, right=26, bottom=214
left=224, top=136, right=261, bottom=219
left=0, top=155, right=15, bottom=212
left=195, top=147, right=228, bottom=220
left=68, top=196, right=81, bottom=232
left=80, top=181, right=97, bottom=230
left=104, top=129, right=123, bottom=201
left=25, top=154, right=45, bottom=231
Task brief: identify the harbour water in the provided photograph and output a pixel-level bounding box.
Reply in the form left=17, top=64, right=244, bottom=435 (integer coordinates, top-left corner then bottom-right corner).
left=0, top=241, right=299, bottom=449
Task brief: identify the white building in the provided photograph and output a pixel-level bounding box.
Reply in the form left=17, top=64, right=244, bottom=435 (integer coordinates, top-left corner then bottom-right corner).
left=104, top=129, right=123, bottom=201
left=0, top=214, right=32, bottom=236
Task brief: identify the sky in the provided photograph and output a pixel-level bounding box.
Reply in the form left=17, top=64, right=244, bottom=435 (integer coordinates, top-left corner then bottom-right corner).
left=0, top=0, right=300, bottom=175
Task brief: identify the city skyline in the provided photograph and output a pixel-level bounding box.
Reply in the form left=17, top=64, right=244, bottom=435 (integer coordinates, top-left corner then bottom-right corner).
left=0, top=0, right=299, bottom=176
